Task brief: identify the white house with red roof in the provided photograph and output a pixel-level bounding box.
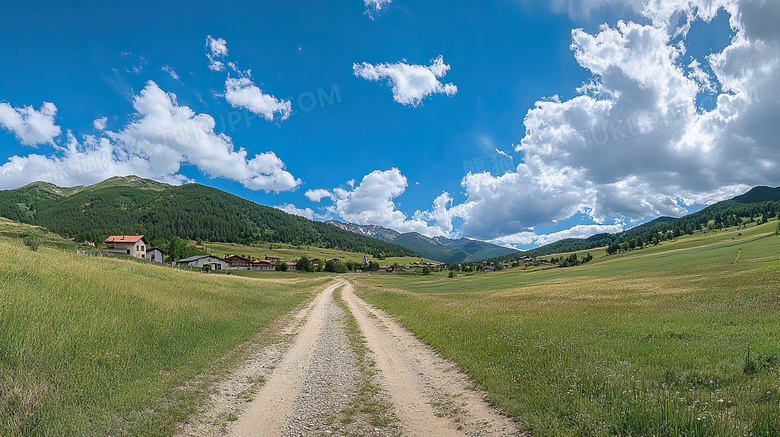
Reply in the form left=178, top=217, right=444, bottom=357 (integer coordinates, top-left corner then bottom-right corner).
left=104, top=235, right=148, bottom=259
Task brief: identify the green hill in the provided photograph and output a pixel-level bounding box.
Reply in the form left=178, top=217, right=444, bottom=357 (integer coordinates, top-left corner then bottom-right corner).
left=0, top=177, right=417, bottom=257
left=491, top=187, right=780, bottom=262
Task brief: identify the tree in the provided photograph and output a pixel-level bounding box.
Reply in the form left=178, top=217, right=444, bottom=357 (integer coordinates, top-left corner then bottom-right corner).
left=776, top=222, right=780, bottom=236
left=296, top=256, right=314, bottom=272
left=421, top=266, right=431, bottom=275
left=448, top=271, right=455, bottom=278
left=275, top=261, right=288, bottom=272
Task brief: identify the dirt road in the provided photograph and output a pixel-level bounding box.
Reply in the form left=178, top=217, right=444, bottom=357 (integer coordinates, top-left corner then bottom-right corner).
left=178, top=279, right=523, bottom=437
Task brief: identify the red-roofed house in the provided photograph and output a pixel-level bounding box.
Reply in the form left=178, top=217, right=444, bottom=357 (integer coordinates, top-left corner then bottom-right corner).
left=105, top=235, right=148, bottom=259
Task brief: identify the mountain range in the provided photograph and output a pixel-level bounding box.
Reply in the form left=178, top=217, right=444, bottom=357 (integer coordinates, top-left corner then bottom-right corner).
left=326, top=220, right=517, bottom=264
left=1, top=177, right=777, bottom=264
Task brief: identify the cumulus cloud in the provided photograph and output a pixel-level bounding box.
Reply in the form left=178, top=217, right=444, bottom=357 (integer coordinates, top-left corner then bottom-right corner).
left=276, top=204, right=316, bottom=220
left=305, top=188, right=332, bottom=202
left=326, top=168, right=460, bottom=237
left=205, top=36, right=292, bottom=122
left=447, top=0, right=780, bottom=242
left=224, top=75, right=292, bottom=121
left=353, top=56, right=458, bottom=107
left=93, top=117, right=107, bottom=131
left=206, top=36, right=228, bottom=72
left=0, top=81, right=301, bottom=192
left=0, top=102, right=61, bottom=146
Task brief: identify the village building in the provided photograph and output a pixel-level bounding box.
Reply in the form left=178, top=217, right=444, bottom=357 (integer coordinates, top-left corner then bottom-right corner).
left=285, top=261, right=297, bottom=271
left=251, top=259, right=274, bottom=270
left=223, top=254, right=252, bottom=270
left=145, top=246, right=167, bottom=263
left=265, top=255, right=283, bottom=263
left=361, top=255, right=370, bottom=267
left=176, top=255, right=228, bottom=270
left=309, top=258, right=320, bottom=266
left=104, top=235, right=147, bottom=259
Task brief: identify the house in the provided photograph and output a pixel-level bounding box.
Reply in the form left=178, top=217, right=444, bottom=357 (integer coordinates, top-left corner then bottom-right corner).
left=146, top=246, right=167, bottom=263
left=104, top=235, right=148, bottom=259
left=252, top=259, right=274, bottom=270
left=285, top=261, right=297, bottom=271
left=326, top=258, right=341, bottom=263
left=265, top=255, right=283, bottom=263
left=224, top=254, right=252, bottom=270
left=482, top=265, right=495, bottom=273
left=309, top=258, right=320, bottom=266
left=361, top=255, right=370, bottom=267
left=176, top=255, right=228, bottom=270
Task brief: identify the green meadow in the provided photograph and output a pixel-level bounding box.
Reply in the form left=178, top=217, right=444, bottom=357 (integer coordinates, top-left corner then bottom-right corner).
left=203, top=240, right=435, bottom=266
left=355, top=220, right=780, bottom=436
left=0, top=228, right=326, bottom=436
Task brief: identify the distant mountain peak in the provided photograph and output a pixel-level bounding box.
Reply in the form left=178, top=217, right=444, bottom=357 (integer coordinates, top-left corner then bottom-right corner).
left=330, top=221, right=517, bottom=263
left=325, top=220, right=401, bottom=241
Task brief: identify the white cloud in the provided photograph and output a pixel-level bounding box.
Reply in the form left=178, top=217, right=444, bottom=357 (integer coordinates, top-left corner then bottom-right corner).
left=276, top=204, right=315, bottom=220
left=364, top=0, right=393, bottom=19
left=0, top=101, right=61, bottom=146
left=0, top=81, right=301, bottom=192
left=162, top=65, right=181, bottom=82
left=327, top=168, right=461, bottom=237
left=491, top=222, right=626, bottom=249
left=353, top=56, right=458, bottom=107
left=204, top=36, right=292, bottom=122
left=305, top=188, right=332, bottom=202
left=206, top=36, right=228, bottom=72
left=93, top=117, right=107, bottom=131
left=224, top=75, right=292, bottom=121
left=447, top=0, right=780, bottom=243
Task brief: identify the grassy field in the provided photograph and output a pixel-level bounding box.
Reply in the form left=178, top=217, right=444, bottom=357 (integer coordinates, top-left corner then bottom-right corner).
left=201, top=240, right=436, bottom=266
left=0, top=229, right=328, bottom=436
left=355, top=220, right=780, bottom=436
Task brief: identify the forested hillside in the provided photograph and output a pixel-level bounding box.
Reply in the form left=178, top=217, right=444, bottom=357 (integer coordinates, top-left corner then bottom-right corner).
left=0, top=177, right=417, bottom=257
left=491, top=186, right=780, bottom=262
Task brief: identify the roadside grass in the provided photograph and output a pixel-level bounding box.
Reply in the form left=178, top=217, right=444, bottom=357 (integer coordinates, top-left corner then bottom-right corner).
left=0, top=235, right=324, bottom=436
left=355, top=221, right=780, bottom=436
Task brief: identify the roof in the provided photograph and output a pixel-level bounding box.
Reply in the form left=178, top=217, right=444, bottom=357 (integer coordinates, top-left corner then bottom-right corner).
left=177, top=255, right=223, bottom=263
left=105, top=235, right=146, bottom=244
left=148, top=246, right=166, bottom=254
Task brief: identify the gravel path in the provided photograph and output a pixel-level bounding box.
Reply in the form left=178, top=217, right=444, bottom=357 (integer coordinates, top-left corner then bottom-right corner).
left=177, top=279, right=525, bottom=437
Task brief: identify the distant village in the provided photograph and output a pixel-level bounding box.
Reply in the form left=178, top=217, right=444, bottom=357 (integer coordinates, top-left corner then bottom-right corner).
left=100, top=234, right=495, bottom=273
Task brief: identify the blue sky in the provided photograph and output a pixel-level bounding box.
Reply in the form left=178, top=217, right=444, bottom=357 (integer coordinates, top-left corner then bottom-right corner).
left=1, top=0, right=777, bottom=249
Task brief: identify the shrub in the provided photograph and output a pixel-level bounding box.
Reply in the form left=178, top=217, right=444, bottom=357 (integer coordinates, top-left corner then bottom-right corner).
left=21, top=231, right=41, bottom=252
